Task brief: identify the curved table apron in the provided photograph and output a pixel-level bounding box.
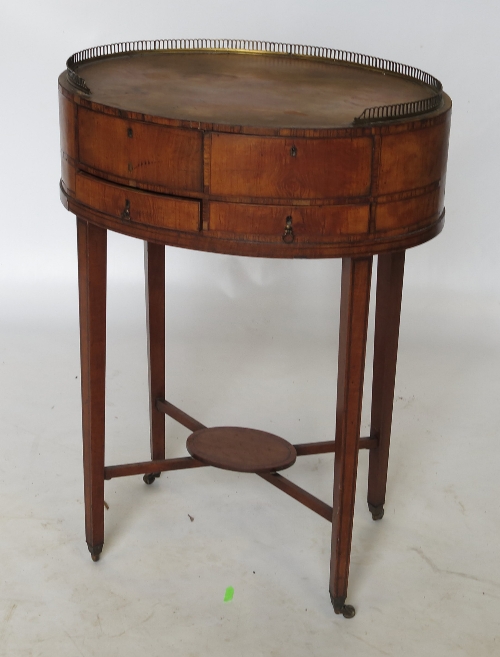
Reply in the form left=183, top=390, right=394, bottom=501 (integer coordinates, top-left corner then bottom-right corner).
left=58, top=42, right=451, bottom=618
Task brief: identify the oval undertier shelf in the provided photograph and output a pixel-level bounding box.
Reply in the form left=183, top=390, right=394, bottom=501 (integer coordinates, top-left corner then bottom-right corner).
left=186, top=426, right=297, bottom=473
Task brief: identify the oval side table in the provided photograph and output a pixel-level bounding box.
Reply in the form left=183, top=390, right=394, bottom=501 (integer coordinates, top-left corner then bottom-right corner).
left=58, top=40, right=451, bottom=618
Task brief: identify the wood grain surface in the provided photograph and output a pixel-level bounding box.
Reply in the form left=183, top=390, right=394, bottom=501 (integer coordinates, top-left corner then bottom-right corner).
left=74, top=51, right=437, bottom=128
left=186, top=427, right=297, bottom=473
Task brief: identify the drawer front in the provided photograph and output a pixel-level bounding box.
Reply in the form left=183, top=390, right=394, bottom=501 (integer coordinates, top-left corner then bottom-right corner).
left=75, top=173, right=200, bottom=232
left=375, top=186, right=444, bottom=232
left=59, top=95, right=77, bottom=193
left=209, top=133, right=372, bottom=200
left=208, top=202, right=370, bottom=242
left=377, top=119, right=450, bottom=195
left=78, top=108, right=203, bottom=192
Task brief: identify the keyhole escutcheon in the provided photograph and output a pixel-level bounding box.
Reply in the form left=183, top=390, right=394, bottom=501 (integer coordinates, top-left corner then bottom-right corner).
left=282, top=216, right=294, bottom=243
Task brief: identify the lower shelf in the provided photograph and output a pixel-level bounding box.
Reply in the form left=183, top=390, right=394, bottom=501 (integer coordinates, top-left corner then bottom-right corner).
left=186, top=426, right=297, bottom=473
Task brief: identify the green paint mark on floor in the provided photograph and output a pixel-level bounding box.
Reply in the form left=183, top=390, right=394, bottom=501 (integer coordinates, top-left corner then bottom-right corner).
left=224, top=586, right=234, bottom=602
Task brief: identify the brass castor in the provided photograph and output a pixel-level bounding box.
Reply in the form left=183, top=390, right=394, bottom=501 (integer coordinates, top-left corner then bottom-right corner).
left=331, top=594, right=356, bottom=619
left=368, top=503, right=385, bottom=521
left=88, top=544, right=103, bottom=562
left=143, top=472, right=161, bottom=485
left=336, top=604, right=356, bottom=619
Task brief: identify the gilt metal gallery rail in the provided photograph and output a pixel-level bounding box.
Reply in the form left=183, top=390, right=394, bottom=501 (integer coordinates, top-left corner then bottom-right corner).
left=66, top=39, right=443, bottom=124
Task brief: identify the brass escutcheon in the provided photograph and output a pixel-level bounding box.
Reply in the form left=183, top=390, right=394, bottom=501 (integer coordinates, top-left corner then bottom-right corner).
left=121, top=199, right=131, bottom=220
left=282, top=216, right=294, bottom=243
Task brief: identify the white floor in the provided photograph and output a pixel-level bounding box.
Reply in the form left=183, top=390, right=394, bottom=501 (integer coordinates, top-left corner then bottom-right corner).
left=1, top=256, right=500, bottom=656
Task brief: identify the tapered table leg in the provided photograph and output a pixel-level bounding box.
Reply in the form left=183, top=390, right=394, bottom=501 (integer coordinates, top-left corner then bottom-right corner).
left=330, top=257, right=372, bottom=618
left=367, top=251, right=405, bottom=520
left=77, top=218, right=107, bottom=561
left=144, top=242, right=166, bottom=484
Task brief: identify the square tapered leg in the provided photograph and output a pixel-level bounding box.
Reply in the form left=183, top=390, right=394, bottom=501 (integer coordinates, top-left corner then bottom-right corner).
left=77, top=218, right=107, bottom=561
left=367, top=251, right=405, bottom=520
left=330, top=257, right=372, bottom=618
left=143, top=242, right=166, bottom=484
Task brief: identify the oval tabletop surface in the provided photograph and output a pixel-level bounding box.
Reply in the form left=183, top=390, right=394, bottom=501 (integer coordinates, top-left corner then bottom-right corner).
left=186, top=426, right=297, bottom=473
left=71, top=48, right=439, bottom=129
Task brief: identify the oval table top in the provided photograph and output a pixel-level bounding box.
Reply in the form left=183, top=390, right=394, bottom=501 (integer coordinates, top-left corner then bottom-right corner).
left=72, top=50, right=438, bottom=129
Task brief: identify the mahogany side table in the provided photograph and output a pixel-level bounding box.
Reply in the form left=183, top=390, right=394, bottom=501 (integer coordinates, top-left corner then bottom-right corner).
left=58, top=40, right=451, bottom=618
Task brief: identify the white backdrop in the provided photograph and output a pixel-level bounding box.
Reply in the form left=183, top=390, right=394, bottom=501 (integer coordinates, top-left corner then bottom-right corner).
left=1, top=2, right=500, bottom=656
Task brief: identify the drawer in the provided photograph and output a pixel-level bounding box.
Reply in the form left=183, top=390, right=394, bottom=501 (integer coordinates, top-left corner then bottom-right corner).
left=59, top=95, right=77, bottom=193
left=75, top=173, right=200, bottom=232
left=78, top=107, right=203, bottom=192
left=375, top=186, right=444, bottom=232
left=377, top=120, right=450, bottom=195
left=208, top=202, right=370, bottom=242
left=209, top=133, right=372, bottom=199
